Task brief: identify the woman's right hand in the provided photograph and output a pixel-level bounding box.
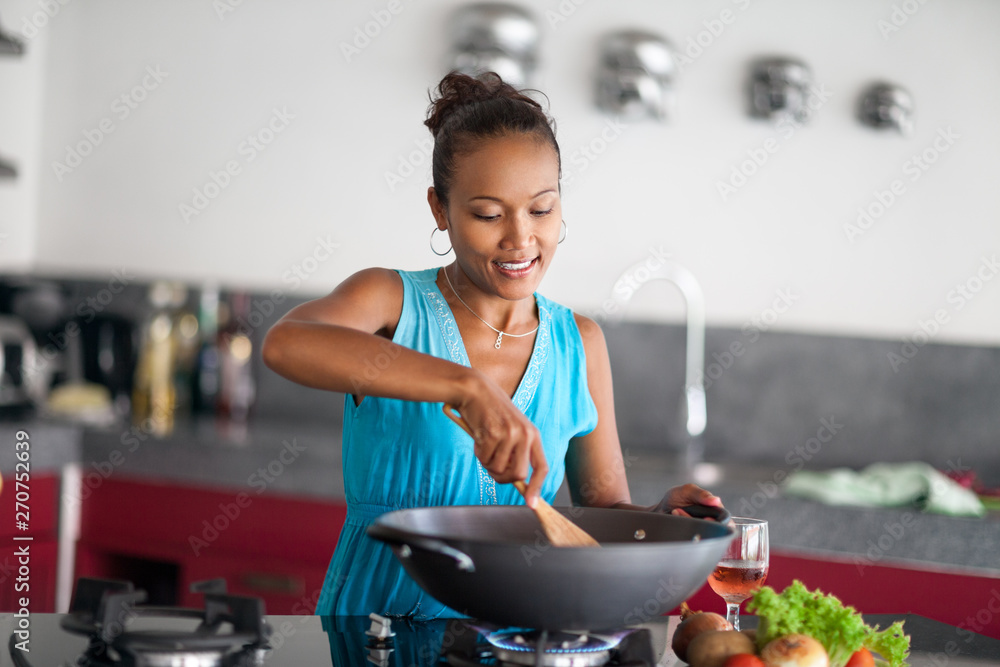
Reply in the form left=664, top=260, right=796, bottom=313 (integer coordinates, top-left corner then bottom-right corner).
left=451, top=370, right=549, bottom=508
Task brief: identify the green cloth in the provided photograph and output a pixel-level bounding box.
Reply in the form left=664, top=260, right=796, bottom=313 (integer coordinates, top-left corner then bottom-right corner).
left=783, top=462, right=986, bottom=517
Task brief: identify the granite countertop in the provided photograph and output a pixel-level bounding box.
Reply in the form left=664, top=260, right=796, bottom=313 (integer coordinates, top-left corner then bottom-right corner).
left=2, top=416, right=998, bottom=578
left=77, top=414, right=346, bottom=499
left=600, top=449, right=1000, bottom=577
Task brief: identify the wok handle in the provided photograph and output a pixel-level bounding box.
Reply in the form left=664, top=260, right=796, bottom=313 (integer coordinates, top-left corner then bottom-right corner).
left=678, top=504, right=731, bottom=524
left=367, top=524, right=476, bottom=573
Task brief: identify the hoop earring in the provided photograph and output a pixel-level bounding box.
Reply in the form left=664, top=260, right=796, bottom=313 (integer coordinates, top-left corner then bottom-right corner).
left=430, top=227, right=452, bottom=256
left=558, top=219, right=568, bottom=244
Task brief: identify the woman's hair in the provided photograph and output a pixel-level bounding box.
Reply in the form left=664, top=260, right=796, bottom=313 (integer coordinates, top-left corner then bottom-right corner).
left=425, top=71, right=560, bottom=207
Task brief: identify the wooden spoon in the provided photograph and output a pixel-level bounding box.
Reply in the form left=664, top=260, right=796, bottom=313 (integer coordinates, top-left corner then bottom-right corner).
left=443, top=404, right=601, bottom=547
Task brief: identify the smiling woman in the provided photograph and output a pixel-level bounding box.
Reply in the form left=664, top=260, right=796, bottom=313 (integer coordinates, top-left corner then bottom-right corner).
left=261, top=71, right=723, bottom=618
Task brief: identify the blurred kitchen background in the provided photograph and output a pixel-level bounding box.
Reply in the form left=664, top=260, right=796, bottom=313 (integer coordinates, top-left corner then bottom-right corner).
left=0, top=0, right=998, bottom=632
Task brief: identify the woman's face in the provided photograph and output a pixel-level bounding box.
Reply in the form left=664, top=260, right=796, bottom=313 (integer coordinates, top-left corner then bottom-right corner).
left=429, top=132, right=562, bottom=302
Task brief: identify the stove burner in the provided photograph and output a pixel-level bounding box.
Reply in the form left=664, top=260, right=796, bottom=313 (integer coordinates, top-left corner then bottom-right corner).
left=50, top=577, right=271, bottom=667
left=485, top=629, right=622, bottom=667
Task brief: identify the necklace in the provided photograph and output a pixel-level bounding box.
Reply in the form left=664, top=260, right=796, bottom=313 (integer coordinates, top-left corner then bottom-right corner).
left=442, top=266, right=538, bottom=349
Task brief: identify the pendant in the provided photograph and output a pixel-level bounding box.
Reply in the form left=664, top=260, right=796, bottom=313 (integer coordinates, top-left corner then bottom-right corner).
left=495, top=331, right=503, bottom=349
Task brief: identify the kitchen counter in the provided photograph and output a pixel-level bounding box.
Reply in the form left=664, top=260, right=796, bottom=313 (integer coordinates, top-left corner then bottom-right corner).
left=77, top=414, right=346, bottom=498
left=620, top=454, right=1000, bottom=577
left=2, top=612, right=999, bottom=666
left=3, top=415, right=999, bottom=579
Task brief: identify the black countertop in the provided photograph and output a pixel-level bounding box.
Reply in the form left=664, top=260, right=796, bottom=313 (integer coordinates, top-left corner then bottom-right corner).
left=2, top=613, right=999, bottom=666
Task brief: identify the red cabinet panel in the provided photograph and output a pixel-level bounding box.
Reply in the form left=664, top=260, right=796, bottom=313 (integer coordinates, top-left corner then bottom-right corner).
left=78, top=477, right=345, bottom=562
left=75, top=477, right=346, bottom=613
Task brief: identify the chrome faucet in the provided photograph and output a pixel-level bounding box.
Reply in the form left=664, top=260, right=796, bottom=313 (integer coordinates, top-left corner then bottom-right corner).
left=610, top=258, right=706, bottom=470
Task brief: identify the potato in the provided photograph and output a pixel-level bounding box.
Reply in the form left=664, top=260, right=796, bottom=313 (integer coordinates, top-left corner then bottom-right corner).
left=741, top=629, right=757, bottom=644
left=672, top=612, right=733, bottom=662
left=686, top=630, right=756, bottom=667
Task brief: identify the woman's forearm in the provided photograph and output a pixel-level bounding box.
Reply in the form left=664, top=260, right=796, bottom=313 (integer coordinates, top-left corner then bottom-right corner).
left=262, top=320, right=477, bottom=405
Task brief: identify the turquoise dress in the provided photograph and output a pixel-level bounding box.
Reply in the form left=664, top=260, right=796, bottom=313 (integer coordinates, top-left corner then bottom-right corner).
left=314, top=267, right=598, bottom=618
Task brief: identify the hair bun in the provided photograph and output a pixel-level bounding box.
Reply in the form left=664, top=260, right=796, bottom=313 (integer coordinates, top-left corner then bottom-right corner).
left=424, top=71, right=543, bottom=137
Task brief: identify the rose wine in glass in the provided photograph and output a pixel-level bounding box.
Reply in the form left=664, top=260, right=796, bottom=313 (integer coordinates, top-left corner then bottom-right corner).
left=708, top=518, right=768, bottom=631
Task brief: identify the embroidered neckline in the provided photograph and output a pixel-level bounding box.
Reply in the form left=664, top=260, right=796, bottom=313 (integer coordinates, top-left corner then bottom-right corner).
left=417, top=268, right=551, bottom=505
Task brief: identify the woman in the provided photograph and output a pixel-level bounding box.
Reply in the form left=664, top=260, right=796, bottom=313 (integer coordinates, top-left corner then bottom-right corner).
left=262, top=72, right=723, bottom=618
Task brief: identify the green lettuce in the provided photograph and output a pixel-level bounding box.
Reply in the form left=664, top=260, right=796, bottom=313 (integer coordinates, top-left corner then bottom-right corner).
left=746, top=580, right=910, bottom=667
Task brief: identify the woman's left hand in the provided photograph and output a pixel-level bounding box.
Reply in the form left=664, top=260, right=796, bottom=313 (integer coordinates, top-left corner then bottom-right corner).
left=651, top=483, right=725, bottom=519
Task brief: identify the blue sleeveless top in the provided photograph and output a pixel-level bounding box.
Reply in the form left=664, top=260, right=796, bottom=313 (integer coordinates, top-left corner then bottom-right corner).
left=314, top=267, right=598, bottom=618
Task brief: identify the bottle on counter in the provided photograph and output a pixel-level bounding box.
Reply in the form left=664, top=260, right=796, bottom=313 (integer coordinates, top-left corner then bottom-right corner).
left=132, top=282, right=178, bottom=437
left=132, top=282, right=199, bottom=436
left=215, top=291, right=255, bottom=430
left=172, top=291, right=200, bottom=420
left=190, top=284, right=221, bottom=415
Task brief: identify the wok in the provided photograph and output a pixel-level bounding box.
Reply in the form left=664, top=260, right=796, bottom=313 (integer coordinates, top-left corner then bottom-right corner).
left=367, top=504, right=733, bottom=630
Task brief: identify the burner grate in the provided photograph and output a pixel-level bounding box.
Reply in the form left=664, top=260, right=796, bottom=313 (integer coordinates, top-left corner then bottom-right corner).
left=55, top=577, right=270, bottom=667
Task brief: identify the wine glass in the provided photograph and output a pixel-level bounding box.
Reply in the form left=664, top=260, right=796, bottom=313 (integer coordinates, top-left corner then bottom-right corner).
left=707, top=517, right=769, bottom=631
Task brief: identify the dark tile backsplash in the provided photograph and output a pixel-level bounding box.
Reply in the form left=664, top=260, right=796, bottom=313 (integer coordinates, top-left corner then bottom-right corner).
left=602, top=321, right=1000, bottom=484
left=5, top=275, right=998, bottom=484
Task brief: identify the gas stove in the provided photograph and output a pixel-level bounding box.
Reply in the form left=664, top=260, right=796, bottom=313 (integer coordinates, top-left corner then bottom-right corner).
left=8, top=578, right=271, bottom=667
left=5, top=577, right=672, bottom=667
left=4, top=578, right=1000, bottom=666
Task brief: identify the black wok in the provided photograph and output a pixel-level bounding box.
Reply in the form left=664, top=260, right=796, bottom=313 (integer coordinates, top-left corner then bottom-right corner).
left=367, top=504, right=733, bottom=630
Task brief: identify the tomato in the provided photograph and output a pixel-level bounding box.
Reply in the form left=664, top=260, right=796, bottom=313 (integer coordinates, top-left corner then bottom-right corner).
left=845, top=647, right=875, bottom=667
left=722, top=654, right=766, bottom=667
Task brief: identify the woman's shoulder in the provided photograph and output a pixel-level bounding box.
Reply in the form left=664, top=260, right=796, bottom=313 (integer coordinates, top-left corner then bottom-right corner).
left=334, top=268, right=440, bottom=340
left=335, top=267, right=404, bottom=300
left=343, top=267, right=439, bottom=291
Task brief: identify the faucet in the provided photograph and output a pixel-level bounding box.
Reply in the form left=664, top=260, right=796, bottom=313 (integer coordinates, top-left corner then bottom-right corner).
left=611, top=258, right=707, bottom=471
